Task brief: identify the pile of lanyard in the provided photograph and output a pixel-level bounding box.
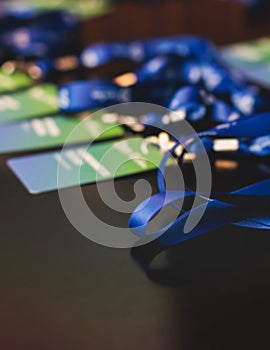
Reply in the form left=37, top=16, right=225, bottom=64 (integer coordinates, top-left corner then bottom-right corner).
left=57, top=37, right=270, bottom=158
left=0, top=11, right=269, bottom=264
left=129, top=113, right=270, bottom=273
left=63, top=38, right=270, bottom=268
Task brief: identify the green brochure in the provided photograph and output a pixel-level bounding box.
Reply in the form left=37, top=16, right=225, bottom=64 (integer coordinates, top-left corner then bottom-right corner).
left=8, top=137, right=169, bottom=194
left=11, top=0, right=112, bottom=18
left=222, top=37, right=270, bottom=87
left=0, top=114, right=125, bottom=154
left=0, top=69, right=33, bottom=94
left=0, top=83, right=59, bottom=124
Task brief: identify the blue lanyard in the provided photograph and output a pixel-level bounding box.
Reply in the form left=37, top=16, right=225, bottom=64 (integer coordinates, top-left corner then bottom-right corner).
left=138, top=85, right=239, bottom=127
left=29, top=36, right=213, bottom=79
left=58, top=79, right=180, bottom=113
left=154, top=112, right=270, bottom=196
left=192, top=133, right=270, bottom=157
left=130, top=179, right=270, bottom=243
left=0, top=10, right=80, bottom=61
left=0, top=3, right=38, bottom=22
left=129, top=112, right=270, bottom=271
left=142, top=83, right=270, bottom=127
left=80, top=36, right=214, bottom=68
left=58, top=50, right=270, bottom=124
left=130, top=178, right=270, bottom=273
left=116, top=56, right=185, bottom=86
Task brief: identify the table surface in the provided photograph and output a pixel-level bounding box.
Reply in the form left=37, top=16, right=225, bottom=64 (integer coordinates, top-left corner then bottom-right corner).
left=1, top=145, right=270, bottom=350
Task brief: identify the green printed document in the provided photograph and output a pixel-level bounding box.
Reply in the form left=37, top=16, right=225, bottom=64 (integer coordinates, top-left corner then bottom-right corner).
left=11, top=0, right=112, bottom=18
left=0, top=69, right=33, bottom=94
left=0, top=114, right=124, bottom=154
left=0, top=84, right=59, bottom=124
left=222, top=37, right=270, bottom=87
left=8, top=137, right=168, bottom=194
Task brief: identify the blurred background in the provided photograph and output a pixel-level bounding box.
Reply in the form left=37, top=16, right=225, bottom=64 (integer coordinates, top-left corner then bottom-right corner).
left=81, top=0, right=270, bottom=45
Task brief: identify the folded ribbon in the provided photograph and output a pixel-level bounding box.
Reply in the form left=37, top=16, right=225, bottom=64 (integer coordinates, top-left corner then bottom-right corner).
left=130, top=179, right=270, bottom=272
left=130, top=112, right=270, bottom=270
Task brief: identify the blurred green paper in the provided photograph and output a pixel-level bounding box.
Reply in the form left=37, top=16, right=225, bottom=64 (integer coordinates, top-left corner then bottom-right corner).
left=10, top=0, right=112, bottom=18
left=222, top=37, right=270, bottom=87
left=0, top=69, right=33, bottom=94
